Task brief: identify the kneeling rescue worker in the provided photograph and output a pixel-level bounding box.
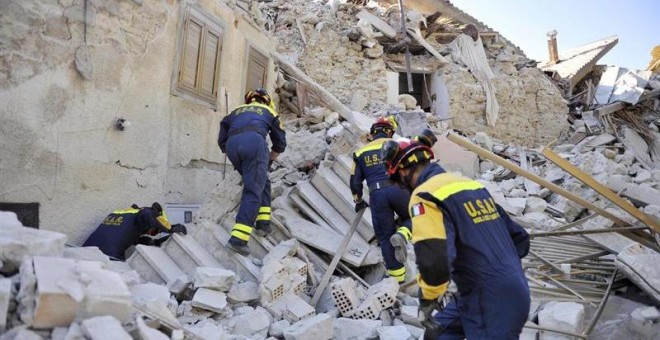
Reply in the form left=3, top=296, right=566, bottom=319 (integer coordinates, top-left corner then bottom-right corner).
left=218, top=88, right=286, bottom=256
left=83, top=202, right=187, bottom=260
left=350, top=116, right=412, bottom=283
left=381, top=131, right=530, bottom=339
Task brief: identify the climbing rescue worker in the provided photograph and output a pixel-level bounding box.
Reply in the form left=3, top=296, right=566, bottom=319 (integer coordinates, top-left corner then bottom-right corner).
left=83, top=203, right=187, bottom=260
left=381, top=132, right=530, bottom=339
left=349, top=116, right=412, bottom=283
left=218, top=88, right=286, bottom=256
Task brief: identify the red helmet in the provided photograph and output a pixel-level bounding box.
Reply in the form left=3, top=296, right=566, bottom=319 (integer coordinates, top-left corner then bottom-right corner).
left=381, top=133, right=435, bottom=179
left=370, top=116, right=397, bottom=136
left=245, top=88, right=272, bottom=105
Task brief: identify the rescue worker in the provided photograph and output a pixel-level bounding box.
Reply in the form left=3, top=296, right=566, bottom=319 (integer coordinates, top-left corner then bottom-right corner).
left=350, top=116, right=412, bottom=283
left=83, top=203, right=187, bottom=260
left=218, top=88, right=286, bottom=256
left=381, top=132, right=530, bottom=339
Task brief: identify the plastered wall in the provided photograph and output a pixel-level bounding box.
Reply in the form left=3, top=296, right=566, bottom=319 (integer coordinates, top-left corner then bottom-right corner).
left=0, top=0, right=276, bottom=244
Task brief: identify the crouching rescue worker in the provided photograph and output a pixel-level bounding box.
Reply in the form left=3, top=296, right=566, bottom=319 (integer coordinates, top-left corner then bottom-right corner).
left=218, top=88, right=286, bottom=256
left=83, top=203, right=187, bottom=260
left=350, top=116, right=412, bottom=283
left=381, top=132, right=530, bottom=339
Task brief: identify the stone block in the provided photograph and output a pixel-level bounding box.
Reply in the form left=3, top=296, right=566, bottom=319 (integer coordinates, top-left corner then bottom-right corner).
left=81, top=316, right=131, bottom=340
left=193, top=267, right=235, bottom=292
left=376, top=325, right=411, bottom=340
left=525, top=196, right=548, bottom=214
left=269, top=319, right=291, bottom=338
left=616, top=243, right=660, bottom=303
left=184, top=319, right=228, bottom=340
left=62, top=247, right=109, bottom=263
left=136, top=317, right=169, bottom=340
left=263, top=239, right=302, bottom=266
left=284, top=313, right=333, bottom=340
left=227, top=281, right=259, bottom=303
left=506, top=197, right=527, bottom=216
left=176, top=301, right=213, bottom=325
left=31, top=256, right=131, bottom=329
left=433, top=136, right=479, bottom=179
left=162, top=234, right=222, bottom=277
left=0, top=278, right=11, bottom=331
left=333, top=318, right=381, bottom=339
left=230, top=306, right=271, bottom=338
left=191, top=288, right=228, bottom=313
left=629, top=306, right=660, bottom=338
left=538, top=302, right=585, bottom=340
left=0, top=211, right=23, bottom=227
left=126, top=245, right=186, bottom=286
left=0, top=225, right=66, bottom=267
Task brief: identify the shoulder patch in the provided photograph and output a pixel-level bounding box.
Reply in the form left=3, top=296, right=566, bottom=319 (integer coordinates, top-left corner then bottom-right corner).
left=411, top=203, right=425, bottom=217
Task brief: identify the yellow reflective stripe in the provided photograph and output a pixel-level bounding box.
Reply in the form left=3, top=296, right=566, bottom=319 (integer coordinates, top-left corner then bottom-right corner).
left=231, top=230, right=251, bottom=241
left=388, top=267, right=406, bottom=282
left=258, top=207, right=272, bottom=214
left=156, top=215, right=172, bottom=231
left=397, top=227, right=412, bottom=241
left=112, top=208, right=140, bottom=214
left=417, top=274, right=449, bottom=300
left=387, top=267, right=406, bottom=276
left=432, top=180, right=485, bottom=201
left=355, top=141, right=385, bottom=157
left=350, top=159, right=357, bottom=175
left=256, top=214, right=271, bottom=221
left=232, top=223, right=253, bottom=234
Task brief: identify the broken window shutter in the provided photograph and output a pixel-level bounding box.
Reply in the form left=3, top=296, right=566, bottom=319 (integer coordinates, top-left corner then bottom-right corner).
left=199, top=28, right=222, bottom=101
left=178, top=16, right=203, bottom=94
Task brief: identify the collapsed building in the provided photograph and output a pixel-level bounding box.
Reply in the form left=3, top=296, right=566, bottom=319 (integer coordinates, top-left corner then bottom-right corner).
left=1, top=0, right=659, bottom=339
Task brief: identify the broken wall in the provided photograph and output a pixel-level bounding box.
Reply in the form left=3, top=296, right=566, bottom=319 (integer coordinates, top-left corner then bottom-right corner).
left=0, top=0, right=276, bottom=243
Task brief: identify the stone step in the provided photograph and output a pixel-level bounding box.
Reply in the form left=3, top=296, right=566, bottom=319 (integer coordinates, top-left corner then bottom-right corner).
left=162, top=234, right=223, bottom=277
left=126, top=245, right=186, bottom=285
left=190, top=220, right=261, bottom=281
left=331, top=155, right=369, bottom=202
left=311, top=166, right=374, bottom=241
left=296, top=181, right=352, bottom=235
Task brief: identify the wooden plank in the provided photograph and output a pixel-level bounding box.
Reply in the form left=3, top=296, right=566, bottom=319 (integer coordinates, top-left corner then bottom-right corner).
left=541, top=147, right=660, bottom=233
left=406, top=28, right=449, bottom=65
left=445, top=133, right=630, bottom=227
left=356, top=10, right=397, bottom=38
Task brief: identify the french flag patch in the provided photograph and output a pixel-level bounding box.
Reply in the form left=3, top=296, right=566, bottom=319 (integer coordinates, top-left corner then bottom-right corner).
left=411, top=203, right=425, bottom=217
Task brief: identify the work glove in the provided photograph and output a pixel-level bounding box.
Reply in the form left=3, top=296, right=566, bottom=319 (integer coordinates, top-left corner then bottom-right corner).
left=354, top=199, right=369, bottom=213
left=171, top=224, right=188, bottom=235
left=419, top=297, right=444, bottom=340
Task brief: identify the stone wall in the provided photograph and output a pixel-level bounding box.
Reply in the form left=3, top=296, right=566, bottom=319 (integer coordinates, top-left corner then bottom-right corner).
left=444, top=60, right=569, bottom=146
left=0, top=0, right=276, bottom=244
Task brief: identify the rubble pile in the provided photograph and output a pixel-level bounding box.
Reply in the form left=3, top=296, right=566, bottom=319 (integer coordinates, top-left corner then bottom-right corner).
left=1, top=1, right=659, bottom=339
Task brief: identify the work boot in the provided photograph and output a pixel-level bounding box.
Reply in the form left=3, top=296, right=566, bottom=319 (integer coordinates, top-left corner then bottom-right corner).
left=254, top=220, right=272, bottom=237
left=227, top=237, right=250, bottom=256
left=390, top=232, right=408, bottom=264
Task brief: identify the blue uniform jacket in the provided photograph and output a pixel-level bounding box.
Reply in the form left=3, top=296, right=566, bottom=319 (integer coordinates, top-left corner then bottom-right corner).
left=349, top=137, right=391, bottom=201
left=218, top=102, right=286, bottom=153
left=410, top=163, right=530, bottom=300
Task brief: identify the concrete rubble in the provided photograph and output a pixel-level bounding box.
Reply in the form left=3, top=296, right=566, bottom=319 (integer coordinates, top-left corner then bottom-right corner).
left=0, top=0, right=659, bottom=339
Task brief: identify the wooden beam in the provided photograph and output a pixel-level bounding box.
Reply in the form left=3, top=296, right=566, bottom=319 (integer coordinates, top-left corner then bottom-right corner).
left=445, top=133, right=630, bottom=227
left=406, top=28, right=449, bottom=65
left=542, top=147, right=660, bottom=233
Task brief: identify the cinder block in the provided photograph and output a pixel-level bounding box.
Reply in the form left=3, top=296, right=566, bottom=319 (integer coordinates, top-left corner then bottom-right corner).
left=191, top=288, right=228, bottom=313
left=281, top=257, right=309, bottom=278
left=291, top=275, right=307, bottom=297
left=282, top=294, right=315, bottom=323
left=330, top=278, right=361, bottom=316
left=192, top=267, right=235, bottom=292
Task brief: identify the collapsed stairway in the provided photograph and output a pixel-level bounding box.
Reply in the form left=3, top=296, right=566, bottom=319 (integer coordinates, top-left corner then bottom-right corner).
left=126, top=154, right=388, bottom=289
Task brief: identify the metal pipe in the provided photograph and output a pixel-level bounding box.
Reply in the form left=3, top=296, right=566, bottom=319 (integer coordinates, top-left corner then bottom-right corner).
left=530, top=226, right=648, bottom=238
left=529, top=249, right=564, bottom=274
left=582, top=269, right=618, bottom=336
